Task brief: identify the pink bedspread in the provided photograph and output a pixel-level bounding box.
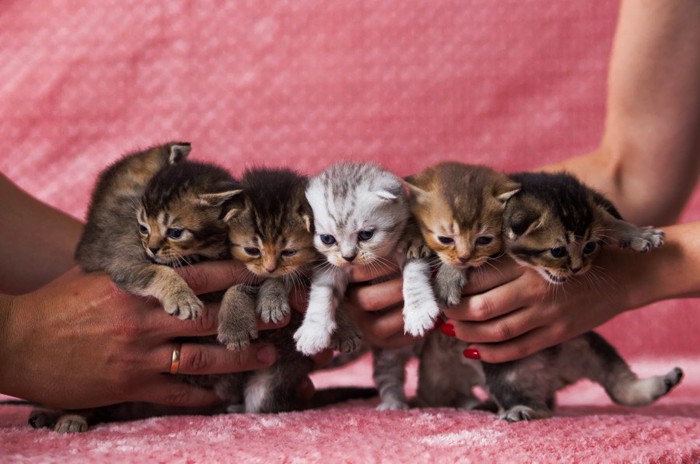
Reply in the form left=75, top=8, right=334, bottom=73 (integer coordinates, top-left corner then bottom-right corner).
left=1, top=1, right=698, bottom=462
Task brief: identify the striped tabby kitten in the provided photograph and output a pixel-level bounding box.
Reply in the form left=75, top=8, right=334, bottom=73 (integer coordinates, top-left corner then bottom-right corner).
left=293, top=162, right=438, bottom=410
left=76, top=141, right=240, bottom=320
left=484, top=171, right=683, bottom=421
left=406, top=162, right=518, bottom=409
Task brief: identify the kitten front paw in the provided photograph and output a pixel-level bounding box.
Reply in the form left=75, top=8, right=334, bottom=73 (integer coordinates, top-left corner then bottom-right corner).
left=163, top=289, right=203, bottom=320
left=256, top=295, right=290, bottom=324
left=405, top=241, right=433, bottom=261
left=217, top=323, right=258, bottom=351
left=331, top=330, right=362, bottom=353
left=624, top=227, right=665, bottom=252
left=434, top=280, right=462, bottom=307
left=294, top=323, right=333, bottom=356
left=403, top=300, right=440, bottom=337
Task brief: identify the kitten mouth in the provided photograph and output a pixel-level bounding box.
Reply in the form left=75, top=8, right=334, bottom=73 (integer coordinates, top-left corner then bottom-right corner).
left=544, top=270, right=568, bottom=284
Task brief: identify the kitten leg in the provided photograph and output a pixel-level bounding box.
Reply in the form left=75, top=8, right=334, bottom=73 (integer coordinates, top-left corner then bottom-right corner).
left=600, top=213, right=665, bottom=252
left=112, top=262, right=203, bottom=320
left=256, top=278, right=290, bottom=324
left=331, top=303, right=362, bottom=353
left=579, top=332, right=683, bottom=406
left=217, top=284, right=259, bottom=351
left=402, top=259, right=440, bottom=337
left=373, top=346, right=413, bottom=410
left=416, top=332, right=484, bottom=409
left=294, top=269, right=348, bottom=356
left=433, top=264, right=466, bottom=307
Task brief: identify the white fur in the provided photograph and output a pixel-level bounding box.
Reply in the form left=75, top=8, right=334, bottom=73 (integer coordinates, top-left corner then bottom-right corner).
left=402, top=259, right=440, bottom=336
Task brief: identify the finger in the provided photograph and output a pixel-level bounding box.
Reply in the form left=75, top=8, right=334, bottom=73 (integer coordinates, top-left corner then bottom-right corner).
left=354, top=307, right=416, bottom=346
left=347, top=261, right=401, bottom=283
left=153, top=303, right=290, bottom=338
left=465, top=326, right=558, bottom=363
left=154, top=342, right=277, bottom=375
left=346, top=278, right=404, bottom=312
left=310, top=349, right=334, bottom=369
left=369, top=331, right=420, bottom=350
left=448, top=306, right=541, bottom=344
left=136, top=377, right=222, bottom=407
left=443, top=278, right=527, bottom=322
left=176, top=260, right=260, bottom=295
left=290, top=286, right=309, bottom=313
left=296, top=376, right=316, bottom=402
left=462, top=257, right=524, bottom=295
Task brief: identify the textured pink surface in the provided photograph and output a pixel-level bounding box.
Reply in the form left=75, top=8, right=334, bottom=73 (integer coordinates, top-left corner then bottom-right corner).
left=1, top=1, right=699, bottom=462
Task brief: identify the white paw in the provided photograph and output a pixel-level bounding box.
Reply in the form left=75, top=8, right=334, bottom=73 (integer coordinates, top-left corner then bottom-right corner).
left=163, top=290, right=203, bottom=320
left=403, top=301, right=440, bottom=337
left=630, top=228, right=665, bottom=252
left=376, top=399, right=409, bottom=411
left=294, top=322, right=334, bottom=356
left=256, top=298, right=290, bottom=324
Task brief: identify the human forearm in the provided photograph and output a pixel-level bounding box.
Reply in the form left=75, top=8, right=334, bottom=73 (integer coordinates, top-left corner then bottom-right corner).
left=543, top=0, right=700, bottom=225
left=0, top=173, right=83, bottom=294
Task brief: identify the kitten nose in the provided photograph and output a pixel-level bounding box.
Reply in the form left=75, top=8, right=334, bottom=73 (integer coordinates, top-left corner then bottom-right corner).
left=148, top=246, right=159, bottom=255
left=570, top=266, right=583, bottom=274
left=342, top=253, right=357, bottom=263
left=458, top=256, right=470, bottom=265
left=264, top=264, right=277, bottom=273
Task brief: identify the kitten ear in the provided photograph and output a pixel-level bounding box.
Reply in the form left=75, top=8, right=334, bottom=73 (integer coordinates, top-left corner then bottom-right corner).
left=506, top=208, right=541, bottom=239
left=168, top=142, right=192, bottom=164
left=374, top=179, right=404, bottom=202
left=302, top=213, right=313, bottom=233
left=495, top=180, right=521, bottom=204
left=198, top=189, right=243, bottom=208
left=403, top=180, right=429, bottom=204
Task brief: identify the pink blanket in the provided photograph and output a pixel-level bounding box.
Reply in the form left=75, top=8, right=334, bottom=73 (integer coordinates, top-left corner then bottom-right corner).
left=1, top=1, right=698, bottom=462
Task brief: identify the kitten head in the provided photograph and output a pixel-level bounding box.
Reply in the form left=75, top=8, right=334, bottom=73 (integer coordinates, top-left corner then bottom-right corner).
left=305, top=163, right=409, bottom=268
left=503, top=172, right=611, bottom=284
left=406, top=162, right=519, bottom=269
left=224, top=168, right=317, bottom=278
left=137, top=162, right=241, bottom=265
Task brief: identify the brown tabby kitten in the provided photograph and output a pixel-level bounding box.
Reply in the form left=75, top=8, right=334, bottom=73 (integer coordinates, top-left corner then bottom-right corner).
left=405, top=162, right=518, bottom=409
left=32, top=144, right=242, bottom=433
left=483, top=171, right=683, bottom=421
left=76, top=141, right=241, bottom=320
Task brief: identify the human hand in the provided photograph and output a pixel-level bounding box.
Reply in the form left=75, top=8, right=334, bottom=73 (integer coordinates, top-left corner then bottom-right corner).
left=343, top=263, right=420, bottom=349
left=440, top=253, right=633, bottom=363
left=0, top=260, right=292, bottom=410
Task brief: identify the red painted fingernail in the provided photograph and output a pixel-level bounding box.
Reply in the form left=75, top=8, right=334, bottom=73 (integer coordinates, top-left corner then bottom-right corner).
left=463, top=348, right=481, bottom=360
left=433, top=318, right=445, bottom=329
left=440, top=323, right=455, bottom=337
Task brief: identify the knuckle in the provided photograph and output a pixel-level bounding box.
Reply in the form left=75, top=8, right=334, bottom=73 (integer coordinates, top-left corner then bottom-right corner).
left=469, top=296, right=493, bottom=320
left=180, top=266, right=208, bottom=293
left=493, top=321, right=513, bottom=341
left=181, top=346, right=211, bottom=373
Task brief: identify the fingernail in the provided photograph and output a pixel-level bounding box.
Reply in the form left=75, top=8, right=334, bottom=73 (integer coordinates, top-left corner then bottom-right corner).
left=463, top=348, right=481, bottom=360
left=256, top=345, right=277, bottom=365
left=440, top=323, right=455, bottom=337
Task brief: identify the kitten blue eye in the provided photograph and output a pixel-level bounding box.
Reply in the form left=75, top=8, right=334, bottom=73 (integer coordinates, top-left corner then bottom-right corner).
left=320, top=234, right=337, bottom=245
left=437, top=236, right=454, bottom=245
left=166, top=228, right=184, bottom=239
left=550, top=246, right=567, bottom=258
left=281, top=249, right=297, bottom=257
left=244, top=247, right=261, bottom=256
left=475, top=236, right=493, bottom=246
left=358, top=230, right=374, bottom=241
left=138, top=224, right=149, bottom=235
left=583, top=241, right=598, bottom=255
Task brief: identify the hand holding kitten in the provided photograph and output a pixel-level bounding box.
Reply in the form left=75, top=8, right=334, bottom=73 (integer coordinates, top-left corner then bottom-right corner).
left=0, top=261, right=285, bottom=410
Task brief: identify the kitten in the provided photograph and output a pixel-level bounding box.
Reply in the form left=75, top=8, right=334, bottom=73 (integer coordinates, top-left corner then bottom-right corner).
left=484, top=171, right=683, bottom=421
left=76, top=141, right=240, bottom=320
left=405, top=162, right=518, bottom=409
left=292, top=162, right=438, bottom=410
left=35, top=144, right=242, bottom=433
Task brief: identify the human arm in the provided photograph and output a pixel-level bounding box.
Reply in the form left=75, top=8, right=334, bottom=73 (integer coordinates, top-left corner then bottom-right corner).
left=0, top=172, right=83, bottom=294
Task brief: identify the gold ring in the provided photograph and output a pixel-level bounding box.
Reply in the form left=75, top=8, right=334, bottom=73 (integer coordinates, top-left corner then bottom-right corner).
left=169, top=343, right=182, bottom=374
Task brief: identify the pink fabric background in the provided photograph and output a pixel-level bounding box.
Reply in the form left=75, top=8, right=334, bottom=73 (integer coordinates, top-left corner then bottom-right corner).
left=1, top=1, right=698, bottom=462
